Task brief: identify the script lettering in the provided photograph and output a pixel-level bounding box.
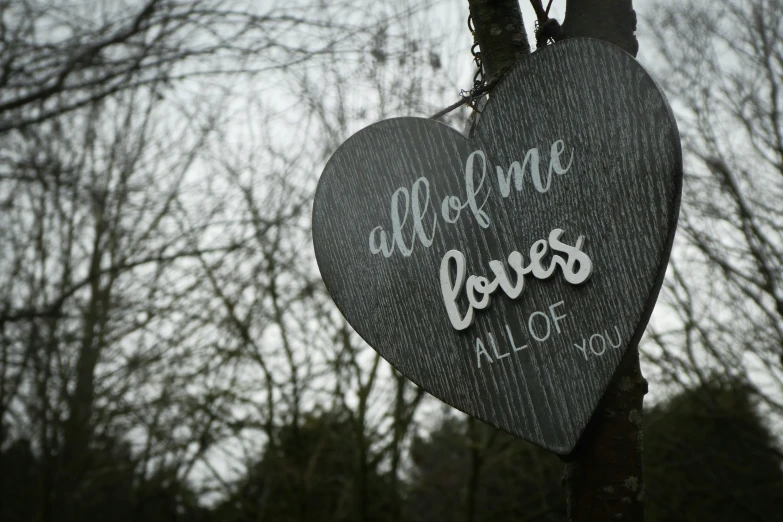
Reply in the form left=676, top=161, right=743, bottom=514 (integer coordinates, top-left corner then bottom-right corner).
left=439, top=229, right=591, bottom=331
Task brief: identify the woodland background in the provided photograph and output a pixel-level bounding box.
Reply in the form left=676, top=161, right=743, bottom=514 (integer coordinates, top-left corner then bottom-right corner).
left=1, top=1, right=782, bottom=521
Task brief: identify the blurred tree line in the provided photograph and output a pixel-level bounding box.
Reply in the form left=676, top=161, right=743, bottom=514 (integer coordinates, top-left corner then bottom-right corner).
left=3, top=374, right=782, bottom=521
left=1, top=0, right=782, bottom=521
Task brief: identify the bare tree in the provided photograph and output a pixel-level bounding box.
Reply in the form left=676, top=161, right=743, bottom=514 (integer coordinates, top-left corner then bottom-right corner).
left=0, top=78, right=237, bottom=518
left=642, top=0, right=783, bottom=418
left=0, top=0, right=385, bottom=133
left=0, top=0, right=451, bottom=518
left=197, top=10, right=460, bottom=512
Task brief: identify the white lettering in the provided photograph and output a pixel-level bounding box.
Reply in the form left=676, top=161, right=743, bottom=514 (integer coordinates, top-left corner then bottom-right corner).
left=589, top=333, right=607, bottom=356
left=496, top=148, right=540, bottom=196
left=371, top=140, right=576, bottom=258
left=466, top=275, right=497, bottom=310
left=505, top=324, right=528, bottom=352
left=439, top=230, right=591, bottom=331
left=548, top=229, right=593, bottom=284
left=488, top=332, right=510, bottom=360
left=390, top=187, right=412, bottom=256
left=573, top=326, right=621, bottom=360
left=606, top=325, right=622, bottom=349
left=476, top=337, right=493, bottom=368
left=528, top=311, right=551, bottom=342
left=573, top=339, right=589, bottom=360
left=528, top=239, right=557, bottom=279
left=411, top=177, right=437, bottom=248
left=369, top=226, right=393, bottom=257
left=549, top=301, right=567, bottom=334
left=464, top=150, right=491, bottom=228
left=441, top=195, right=467, bottom=224
left=549, top=139, right=574, bottom=177
left=440, top=250, right=473, bottom=330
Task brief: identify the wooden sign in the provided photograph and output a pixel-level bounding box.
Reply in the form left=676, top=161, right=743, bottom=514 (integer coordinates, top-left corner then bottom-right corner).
left=312, top=38, right=681, bottom=454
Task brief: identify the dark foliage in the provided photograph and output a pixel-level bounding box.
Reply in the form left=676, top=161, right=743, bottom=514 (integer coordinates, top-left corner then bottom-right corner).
left=213, top=412, right=396, bottom=522
left=406, top=416, right=565, bottom=522
left=2, top=377, right=781, bottom=520
left=0, top=434, right=208, bottom=522
left=403, top=376, right=783, bottom=522
left=644, top=379, right=783, bottom=522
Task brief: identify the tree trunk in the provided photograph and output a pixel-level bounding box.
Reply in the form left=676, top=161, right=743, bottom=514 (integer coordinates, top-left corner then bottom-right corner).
left=561, top=346, right=647, bottom=521
left=467, top=0, right=530, bottom=81
left=465, top=1, right=645, bottom=521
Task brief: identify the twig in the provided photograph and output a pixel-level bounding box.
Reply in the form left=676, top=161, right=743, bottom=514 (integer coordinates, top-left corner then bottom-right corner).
left=428, top=78, right=497, bottom=120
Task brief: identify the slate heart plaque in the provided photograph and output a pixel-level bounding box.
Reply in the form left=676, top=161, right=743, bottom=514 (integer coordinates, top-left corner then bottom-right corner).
left=312, top=38, right=681, bottom=454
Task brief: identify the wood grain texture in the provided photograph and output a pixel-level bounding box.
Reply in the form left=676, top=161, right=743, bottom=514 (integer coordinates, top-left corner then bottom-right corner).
left=312, top=38, right=681, bottom=454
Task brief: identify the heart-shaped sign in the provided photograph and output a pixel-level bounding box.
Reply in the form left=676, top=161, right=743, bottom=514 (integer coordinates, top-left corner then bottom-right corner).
left=312, top=38, right=681, bottom=454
